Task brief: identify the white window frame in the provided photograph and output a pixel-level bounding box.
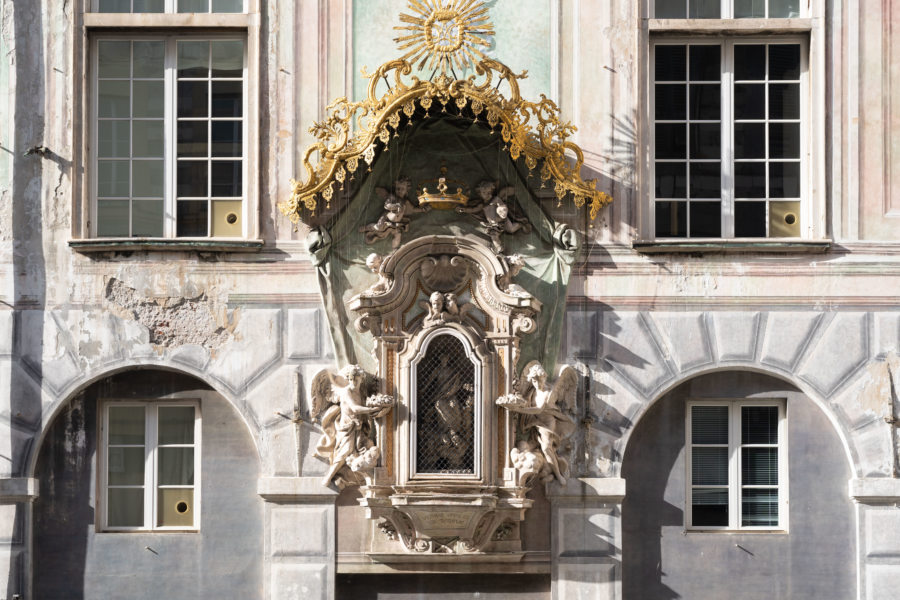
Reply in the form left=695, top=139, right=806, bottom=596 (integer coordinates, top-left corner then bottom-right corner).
left=90, top=0, right=248, bottom=12
left=685, top=399, right=788, bottom=531
left=649, top=36, right=809, bottom=239
left=90, top=33, right=248, bottom=238
left=80, top=2, right=260, bottom=241
left=650, top=0, right=808, bottom=19
left=101, top=401, right=202, bottom=531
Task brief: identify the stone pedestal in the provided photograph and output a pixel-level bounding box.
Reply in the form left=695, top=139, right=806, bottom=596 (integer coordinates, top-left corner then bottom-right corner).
left=851, top=478, right=900, bottom=600
left=547, top=477, right=625, bottom=600
left=258, top=477, right=339, bottom=600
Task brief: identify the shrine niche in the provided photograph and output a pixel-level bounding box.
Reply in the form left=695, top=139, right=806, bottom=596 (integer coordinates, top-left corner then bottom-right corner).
left=280, top=0, right=612, bottom=565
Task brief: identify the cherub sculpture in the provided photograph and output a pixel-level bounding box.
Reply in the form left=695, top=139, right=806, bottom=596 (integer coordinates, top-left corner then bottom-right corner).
left=496, top=361, right=578, bottom=486
left=498, top=254, right=530, bottom=297
left=422, top=291, right=458, bottom=327
left=311, top=364, right=394, bottom=487
left=359, top=176, right=428, bottom=249
left=457, top=181, right=532, bottom=253
left=362, top=253, right=392, bottom=296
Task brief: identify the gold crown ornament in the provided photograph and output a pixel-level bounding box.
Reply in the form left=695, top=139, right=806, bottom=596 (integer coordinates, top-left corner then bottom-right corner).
left=417, top=165, right=469, bottom=210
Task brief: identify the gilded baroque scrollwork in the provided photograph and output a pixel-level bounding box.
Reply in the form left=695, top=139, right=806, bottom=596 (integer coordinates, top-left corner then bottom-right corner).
left=497, top=361, right=578, bottom=486
left=278, top=1, right=612, bottom=222
left=311, top=365, right=395, bottom=487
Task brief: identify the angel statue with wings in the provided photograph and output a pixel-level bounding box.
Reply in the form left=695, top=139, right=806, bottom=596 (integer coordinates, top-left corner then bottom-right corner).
left=496, top=362, right=578, bottom=486
left=311, top=364, right=394, bottom=487
left=359, top=176, right=428, bottom=249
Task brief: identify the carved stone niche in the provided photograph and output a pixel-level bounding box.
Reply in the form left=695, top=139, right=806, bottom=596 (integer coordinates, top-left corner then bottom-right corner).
left=348, top=234, right=541, bottom=560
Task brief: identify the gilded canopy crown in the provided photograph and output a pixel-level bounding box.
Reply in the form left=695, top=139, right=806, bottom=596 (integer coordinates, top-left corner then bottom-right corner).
left=278, top=0, right=612, bottom=223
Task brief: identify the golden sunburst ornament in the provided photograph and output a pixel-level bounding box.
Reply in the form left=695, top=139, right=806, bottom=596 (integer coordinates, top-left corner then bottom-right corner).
left=394, top=0, right=495, bottom=75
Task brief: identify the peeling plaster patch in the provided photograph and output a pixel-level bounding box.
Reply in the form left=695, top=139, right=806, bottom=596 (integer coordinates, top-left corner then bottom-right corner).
left=104, top=278, right=237, bottom=350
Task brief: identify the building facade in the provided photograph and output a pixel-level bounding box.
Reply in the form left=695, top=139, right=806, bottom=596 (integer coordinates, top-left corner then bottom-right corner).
left=1, top=0, right=899, bottom=598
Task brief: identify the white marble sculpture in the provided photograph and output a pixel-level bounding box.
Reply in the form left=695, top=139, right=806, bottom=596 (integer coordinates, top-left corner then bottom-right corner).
left=496, top=361, right=577, bottom=486
left=359, top=176, right=428, bottom=248
left=311, top=364, right=394, bottom=487
left=457, top=181, right=531, bottom=253
left=362, top=253, right=392, bottom=296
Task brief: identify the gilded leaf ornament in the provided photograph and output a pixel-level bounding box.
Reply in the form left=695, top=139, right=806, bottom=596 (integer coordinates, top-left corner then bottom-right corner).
left=278, top=0, right=612, bottom=223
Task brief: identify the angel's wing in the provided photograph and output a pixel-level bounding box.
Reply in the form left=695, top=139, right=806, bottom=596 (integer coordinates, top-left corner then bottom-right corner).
left=551, top=365, right=579, bottom=412
left=515, top=360, right=543, bottom=400
left=374, top=187, right=389, bottom=201
left=310, top=369, right=337, bottom=421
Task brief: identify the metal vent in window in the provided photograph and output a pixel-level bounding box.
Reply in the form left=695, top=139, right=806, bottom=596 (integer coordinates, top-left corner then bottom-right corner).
left=415, top=334, right=476, bottom=474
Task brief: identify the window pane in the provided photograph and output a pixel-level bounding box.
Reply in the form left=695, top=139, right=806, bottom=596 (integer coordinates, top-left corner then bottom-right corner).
left=133, top=0, right=165, bottom=13
left=689, top=84, right=719, bottom=120
left=768, top=0, right=800, bottom=19
left=692, top=489, right=729, bottom=526
left=655, top=0, right=685, bottom=18
left=655, top=201, right=687, bottom=237
left=656, top=162, right=686, bottom=198
left=132, top=81, right=164, bottom=118
left=769, top=123, right=800, bottom=158
left=132, top=121, right=164, bottom=157
left=769, top=161, right=800, bottom=197
left=689, top=123, right=719, bottom=159
left=132, top=200, right=164, bottom=237
left=655, top=45, right=686, bottom=81
left=742, top=406, right=779, bottom=443
left=108, top=488, right=144, bottom=527
left=734, top=162, right=766, bottom=198
left=159, top=407, right=196, bottom=444
left=769, top=45, right=801, bottom=80
left=211, top=160, right=241, bottom=196
left=734, top=123, right=765, bottom=159
left=689, top=200, right=721, bottom=237
left=655, top=84, right=686, bottom=120
left=98, top=120, right=130, bottom=158
left=770, top=201, right=800, bottom=237
left=691, top=406, right=728, bottom=444
left=734, top=83, right=765, bottom=120
left=178, top=81, right=209, bottom=118
left=177, top=41, right=209, bottom=77
left=211, top=121, right=242, bottom=157
left=692, top=447, right=729, bottom=485
left=132, top=160, right=164, bottom=197
left=177, top=161, right=208, bottom=197
left=769, top=83, right=800, bottom=119
left=178, top=0, right=209, bottom=12
left=742, top=489, right=778, bottom=526
left=133, top=41, right=165, bottom=77
left=98, top=0, right=131, bottom=11
left=742, top=448, right=778, bottom=485
left=158, top=488, right=194, bottom=527
left=689, top=162, right=720, bottom=198
left=99, top=80, right=131, bottom=118
left=735, top=201, right=767, bottom=237
left=97, top=161, right=130, bottom=197
left=689, top=46, right=719, bottom=81
left=656, top=124, right=686, bottom=159
left=688, top=0, right=719, bottom=18
left=734, top=0, right=765, bottom=18
left=158, top=448, right=195, bottom=485
left=98, top=41, right=131, bottom=78
left=177, top=200, right=209, bottom=236
left=213, top=0, right=243, bottom=11
left=735, top=45, right=766, bottom=80
left=211, top=81, right=243, bottom=117
left=108, top=447, right=146, bottom=485
left=97, top=200, right=130, bottom=236
left=178, top=121, right=208, bottom=157
left=211, top=41, right=243, bottom=77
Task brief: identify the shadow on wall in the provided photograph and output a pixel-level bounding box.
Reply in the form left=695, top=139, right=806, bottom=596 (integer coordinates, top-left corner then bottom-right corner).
left=9, top=0, right=48, bottom=598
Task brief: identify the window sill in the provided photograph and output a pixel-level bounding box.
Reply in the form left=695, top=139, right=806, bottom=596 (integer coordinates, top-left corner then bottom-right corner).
left=69, top=238, right=264, bottom=253
left=648, top=18, right=813, bottom=34
left=633, top=239, right=831, bottom=254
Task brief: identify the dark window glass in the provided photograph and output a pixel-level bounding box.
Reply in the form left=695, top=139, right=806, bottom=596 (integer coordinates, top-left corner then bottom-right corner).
left=656, top=162, right=687, bottom=198
left=689, top=84, right=720, bottom=120
left=656, top=45, right=687, bottom=81
left=769, top=44, right=801, bottom=80
left=689, top=201, right=721, bottom=237
left=177, top=121, right=208, bottom=157
left=768, top=83, right=800, bottom=119
left=177, top=81, right=208, bottom=118
left=734, top=123, right=765, bottom=159
left=689, top=0, right=720, bottom=18
left=655, top=201, right=687, bottom=237
left=769, top=161, right=800, bottom=197
left=734, top=162, right=767, bottom=198
left=769, top=122, right=800, bottom=158
left=689, top=162, right=721, bottom=198
left=656, top=84, right=686, bottom=120
left=211, top=160, right=241, bottom=196
left=211, top=81, right=243, bottom=117
left=177, top=161, right=208, bottom=197
left=692, top=406, right=728, bottom=444
left=177, top=200, right=208, bottom=236
left=735, top=201, right=767, bottom=237
left=689, top=45, right=720, bottom=81
left=735, top=45, right=766, bottom=80
left=690, top=123, right=720, bottom=159
left=211, top=121, right=242, bottom=157
left=742, top=406, right=779, bottom=444
left=655, top=0, right=685, bottom=18
left=692, top=489, right=729, bottom=527
left=656, top=123, right=687, bottom=159
left=734, top=84, right=765, bottom=120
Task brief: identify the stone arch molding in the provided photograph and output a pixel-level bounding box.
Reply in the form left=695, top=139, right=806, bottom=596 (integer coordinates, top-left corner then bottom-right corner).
left=598, top=310, right=896, bottom=480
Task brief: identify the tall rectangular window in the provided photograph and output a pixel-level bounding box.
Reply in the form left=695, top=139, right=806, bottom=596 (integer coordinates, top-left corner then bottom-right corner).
left=652, top=39, right=805, bottom=238
left=686, top=400, right=786, bottom=530
left=93, top=36, right=246, bottom=238
left=103, top=403, right=200, bottom=530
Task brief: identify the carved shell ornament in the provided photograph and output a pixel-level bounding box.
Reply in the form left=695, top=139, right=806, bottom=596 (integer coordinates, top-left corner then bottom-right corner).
left=277, top=0, right=612, bottom=223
